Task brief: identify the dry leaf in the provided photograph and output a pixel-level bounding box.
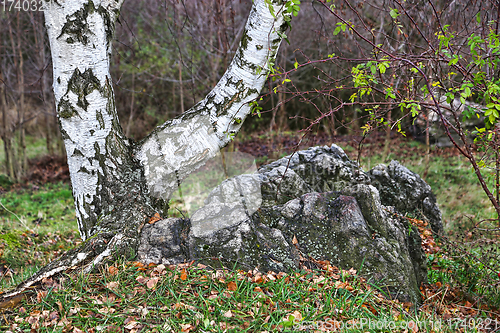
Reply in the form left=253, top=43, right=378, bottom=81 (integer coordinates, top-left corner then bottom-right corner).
left=180, top=269, right=188, bottom=281
left=68, top=307, right=80, bottom=315
left=223, top=310, right=233, bottom=318
left=136, top=275, right=147, bottom=284
left=408, top=320, right=419, bottom=332
left=147, top=277, right=159, bottom=289
left=313, top=276, right=326, bottom=284
left=289, top=310, right=303, bottom=321
left=108, top=266, right=119, bottom=275
left=36, top=291, right=48, bottom=303
left=292, top=235, right=298, bottom=245
left=132, top=262, right=146, bottom=271
left=227, top=281, right=237, bottom=291
left=253, top=274, right=263, bottom=284
left=180, top=323, right=195, bottom=332
left=124, top=320, right=140, bottom=330
left=148, top=213, right=161, bottom=224
left=98, top=307, right=115, bottom=314
left=106, top=281, right=119, bottom=290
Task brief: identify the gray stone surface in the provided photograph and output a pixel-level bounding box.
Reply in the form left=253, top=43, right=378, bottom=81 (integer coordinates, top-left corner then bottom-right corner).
left=368, top=160, right=443, bottom=235
left=138, top=144, right=442, bottom=303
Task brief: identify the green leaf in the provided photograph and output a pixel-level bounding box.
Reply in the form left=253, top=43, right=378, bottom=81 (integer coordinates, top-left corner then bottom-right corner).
left=389, top=8, right=399, bottom=19
left=294, top=61, right=299, bottom=69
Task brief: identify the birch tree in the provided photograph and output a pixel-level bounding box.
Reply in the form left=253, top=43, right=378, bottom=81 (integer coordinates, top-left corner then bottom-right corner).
left=4, top=0, right=291, bottom=298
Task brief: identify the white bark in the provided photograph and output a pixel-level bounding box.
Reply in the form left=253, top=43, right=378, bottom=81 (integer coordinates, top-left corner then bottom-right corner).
left=137, top=0, right=288, bottom=201
left=44, top=0, right=126, bottom=239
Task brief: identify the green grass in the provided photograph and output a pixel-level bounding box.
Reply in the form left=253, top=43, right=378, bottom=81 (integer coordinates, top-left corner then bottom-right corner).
left=0, top=182, right=76, bottom=234
left=4, top=260, right=491, bottom=332
left=0, top=182, right=78, bottom=289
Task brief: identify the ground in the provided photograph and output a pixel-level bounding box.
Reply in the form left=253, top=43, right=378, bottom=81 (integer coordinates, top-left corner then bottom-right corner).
left=0, top=132, right=499, bottom=332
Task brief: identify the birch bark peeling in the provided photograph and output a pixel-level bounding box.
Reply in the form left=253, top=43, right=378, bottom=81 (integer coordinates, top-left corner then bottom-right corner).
left=137, top=0, right=288, bottom=201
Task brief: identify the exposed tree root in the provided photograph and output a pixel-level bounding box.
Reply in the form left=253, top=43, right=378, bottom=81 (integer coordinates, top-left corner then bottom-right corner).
left=0, top=232, right=133, bottom=303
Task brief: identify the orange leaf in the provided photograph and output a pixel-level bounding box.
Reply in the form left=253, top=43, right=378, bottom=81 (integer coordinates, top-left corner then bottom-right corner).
left=131, top=261, right=146, bottom=271
left=180, top=269, right=188, bottom=281
left=108, top=266, right=119, bottom=275
left=292, top=235, right=298, bottom=245
left=36, top=291, right=48, bottom=303
left=148, top=213, right=161, bottom=224
left=227, top=281, right=237, bottom=291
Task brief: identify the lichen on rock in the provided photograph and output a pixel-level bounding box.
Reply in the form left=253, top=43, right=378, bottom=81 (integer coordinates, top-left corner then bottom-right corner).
left=138, top=144, right=442, bottom=303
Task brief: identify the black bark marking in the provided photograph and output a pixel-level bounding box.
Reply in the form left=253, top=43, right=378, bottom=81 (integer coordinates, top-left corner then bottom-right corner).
left=58, top=1, right=96, bottom=45
left=57, top=97, right=79, bottom=119
left=67, top=68, right=102, bottom=111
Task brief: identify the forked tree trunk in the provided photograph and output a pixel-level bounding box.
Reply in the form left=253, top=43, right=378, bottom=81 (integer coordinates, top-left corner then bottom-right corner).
left=3, top=0, right=288, bottom=298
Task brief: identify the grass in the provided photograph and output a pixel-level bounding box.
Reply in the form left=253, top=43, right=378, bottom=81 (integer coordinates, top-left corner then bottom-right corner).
left=0, top=182, right=78, bottom=290
left=0, top=135, right=499, bottom=331
left=0, top=182, right=75, bottom=235
left=3, top=260, right=496, bottom=332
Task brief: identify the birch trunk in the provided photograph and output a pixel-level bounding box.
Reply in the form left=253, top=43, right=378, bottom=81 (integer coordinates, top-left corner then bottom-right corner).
left=3, top=0, right=289, bottom=298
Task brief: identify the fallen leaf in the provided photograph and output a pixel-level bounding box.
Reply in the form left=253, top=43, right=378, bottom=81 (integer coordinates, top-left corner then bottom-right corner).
left=408, top=320, right=419, bottom=332
left=69, top=307, right=80, bottom=315
left=292, top=235, right=298, bottom=245
left=98, top=307, right=115, bottom=314
left=180, top=323, right=194, bottom=332
left=106, top=281, right=119, bottom=290
left=131, top=262, right=146, bottom=271
left=124, top=320, right=140, bottom=330
left=147, top=277, right=159, bottom=289
left=290, top=310, right=302, bottom=321
left=180, top=269, right=187, bottom=281
left=37, top=291, right=48, bottom=303
left=313, top=276, right=326, bottom=284
left=108, top=266, right=119, bottom=275
left=148, top=213, right=161, bottom=224
left=136, top=275, right=147, bottom=284
left=223, top=310, right=233, bottom=318
left=227, top=281, right=237, bottom=291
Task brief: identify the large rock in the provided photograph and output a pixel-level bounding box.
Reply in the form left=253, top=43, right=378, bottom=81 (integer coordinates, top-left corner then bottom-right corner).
left=138, top=145, right=442, bottom=303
